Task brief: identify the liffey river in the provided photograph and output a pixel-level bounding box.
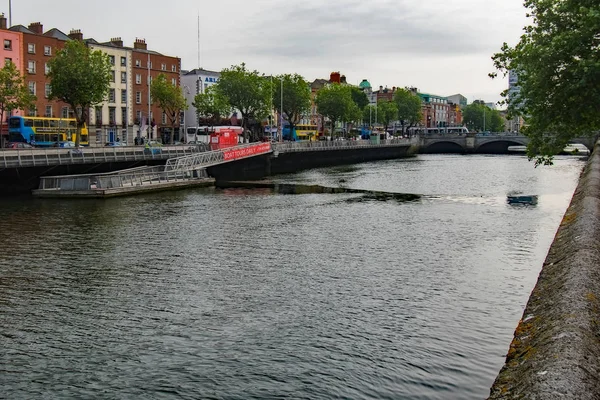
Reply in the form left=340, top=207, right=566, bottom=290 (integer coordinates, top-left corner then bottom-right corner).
left=0, top=154, right=585, bottom=399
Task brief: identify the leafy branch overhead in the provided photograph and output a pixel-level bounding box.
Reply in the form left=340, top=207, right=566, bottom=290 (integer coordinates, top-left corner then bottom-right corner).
left=492, top=0, right=600, bottom=165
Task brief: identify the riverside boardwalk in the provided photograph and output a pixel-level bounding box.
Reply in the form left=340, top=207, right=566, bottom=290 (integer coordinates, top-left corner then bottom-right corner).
left=488, top=141, right=600, bottom=399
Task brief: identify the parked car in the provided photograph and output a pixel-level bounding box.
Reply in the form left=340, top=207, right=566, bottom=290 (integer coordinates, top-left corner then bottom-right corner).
left=58, top=141, right=76, bottom=148
left=6, top=142, right=33, bottom=149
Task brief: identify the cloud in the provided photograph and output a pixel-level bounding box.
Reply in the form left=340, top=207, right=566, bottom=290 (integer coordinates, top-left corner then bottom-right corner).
left=236, top=0, right=489, bottom=61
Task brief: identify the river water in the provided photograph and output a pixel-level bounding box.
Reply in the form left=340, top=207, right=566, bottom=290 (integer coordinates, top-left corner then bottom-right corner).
left=0, top=154, right=585, bottom=399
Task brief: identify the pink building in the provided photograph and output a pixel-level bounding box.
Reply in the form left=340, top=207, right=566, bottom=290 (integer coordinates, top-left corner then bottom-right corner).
left=0, top=15, right=24, bottom=143
left=0, top=15, right=23, bottom=70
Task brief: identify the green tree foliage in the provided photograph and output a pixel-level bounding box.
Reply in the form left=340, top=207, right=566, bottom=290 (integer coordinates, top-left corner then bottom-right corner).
left=0, top=61, right=36, bottom=145
left=491, top=0, right=600, bottom=165
left=215, top=63, right=270, bottom=142
left=462, top=103, right=504, bottom=132
left=378, top=101, right=399, bottom=134
left=393, top=88, right=422, bottom=134
left=315, top=84, right=354, bottom=138
left=273, top=74, right=311, bottom=138
left=350, top=87, right=369, bottom=110
left=192, top=85, right=231, bottom=126
left=362, top=104, right=377, bottom=126
left=150, top=73, right=188, bottom=143
left=48, top=40, right=111, bottom=147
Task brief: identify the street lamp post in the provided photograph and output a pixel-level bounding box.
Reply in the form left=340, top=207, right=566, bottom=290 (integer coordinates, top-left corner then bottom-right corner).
left=182, top=85, right=190, bottom=143
left=279, top=77, right=283, bottom=143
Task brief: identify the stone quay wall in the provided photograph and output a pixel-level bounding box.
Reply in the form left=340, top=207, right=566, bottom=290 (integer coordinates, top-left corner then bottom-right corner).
left=488, top=143, right=600, bottom=399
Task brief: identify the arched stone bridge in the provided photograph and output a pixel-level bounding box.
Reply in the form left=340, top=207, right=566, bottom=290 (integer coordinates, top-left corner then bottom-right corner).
left=419, top=134, right=596, bottom=154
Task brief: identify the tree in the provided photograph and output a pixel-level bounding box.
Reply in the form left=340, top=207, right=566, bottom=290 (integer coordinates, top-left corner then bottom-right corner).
left=192, top=86, right=231, bottom=126
left=378, top=101, right=399, bottom=134
left=315, top=83, right=353, bottom=139
left=0, top=61, right=36, bottom=146
left=151, top=74, right=187, bottom=144
left=394, top=88, right=422, bottom=135
left=215, top=63, right=270, bottom=142
left=491, top=0, right=600, bottom=165
left=463, top=103, right=504, bottom=132
left=48, top=40, right=111, bottom=147
left=349, top=86, right=369, bottom=111
left=273, top=74, right=311, bottom=140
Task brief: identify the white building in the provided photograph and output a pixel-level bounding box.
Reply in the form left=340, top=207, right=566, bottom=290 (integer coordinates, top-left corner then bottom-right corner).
left=180, top=68, right=220, bottom=129
left=86, top=38, right=133, bottom=144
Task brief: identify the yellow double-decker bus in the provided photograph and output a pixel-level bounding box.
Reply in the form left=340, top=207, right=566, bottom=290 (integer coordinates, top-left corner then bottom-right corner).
left=295, top=124, right=318, bottom=141
left=8, top=116, right=89, bottom=147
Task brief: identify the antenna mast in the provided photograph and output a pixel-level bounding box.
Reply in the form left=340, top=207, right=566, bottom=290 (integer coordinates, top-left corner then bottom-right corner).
left=197, top=12, right=200, bottom=69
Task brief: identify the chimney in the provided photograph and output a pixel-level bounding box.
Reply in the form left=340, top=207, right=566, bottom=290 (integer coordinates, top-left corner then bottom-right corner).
left=133, top=38, right=147, bottom=50
left=28, top=22, right=43, bottom=34
left=340, top=75, right=347, bottom=84
left=110, top=37, right=123, bottom=47
left=68, top=29, right=83, bottom=41
left=0, top=14, right=6, bottom=30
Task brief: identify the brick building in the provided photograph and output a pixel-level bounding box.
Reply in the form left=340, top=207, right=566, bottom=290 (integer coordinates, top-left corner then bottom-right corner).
left=6, top=21, right=72, bottom=120
left=130, top=38, right=181, bottom=142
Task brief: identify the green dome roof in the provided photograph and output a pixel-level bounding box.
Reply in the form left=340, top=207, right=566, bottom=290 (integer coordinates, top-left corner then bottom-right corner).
left=359, top=79, right=371, bottom=89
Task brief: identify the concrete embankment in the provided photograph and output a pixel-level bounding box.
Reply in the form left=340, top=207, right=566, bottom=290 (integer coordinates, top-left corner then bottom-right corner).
left=488, top=144, right=600, bottom=399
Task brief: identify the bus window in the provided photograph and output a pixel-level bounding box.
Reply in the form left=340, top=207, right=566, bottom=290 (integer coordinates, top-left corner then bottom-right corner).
left=9, top=117, right=21, bottom=128
left=24, top=118, right=33, bottom=127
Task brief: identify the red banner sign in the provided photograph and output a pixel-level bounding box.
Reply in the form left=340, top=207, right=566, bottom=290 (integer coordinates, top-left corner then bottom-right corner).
left=222, top=142, right=272, bottom=161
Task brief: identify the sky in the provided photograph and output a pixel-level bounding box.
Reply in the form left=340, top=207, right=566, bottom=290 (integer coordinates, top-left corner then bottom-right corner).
left=12, top=0, right=529, bottom=106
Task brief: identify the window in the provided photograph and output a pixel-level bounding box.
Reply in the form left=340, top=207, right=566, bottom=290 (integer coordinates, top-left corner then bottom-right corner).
left=95, top=106, right=102, bottom=125
left=171, top=64, right=176, bottom=72
left=135, top=74, right=141, bottom=84
left=27, top=107, right=37, bottom=117
left=109, top=89, right=115, bottom=103
left=44, top=46, right=51, bottom=56
left=135, top=91, right=141, bottom=104
left=171, top=78, right=177, bottom=86
left=44, top=63, right=50, bottom=75
left=135, top=59, right=141, bottom=67
left=110, top=70, right=115, bottom=82
left=27, top=43, right=35, bottom=54
left=147, top=75, right=152, bottom=85
left=28, top=81, right=36, bottom=95
left=121, top=56, right=126, bottom=66
left=161, top=63, right=166, bottom=71
left=147, top=61, right=152, bottom=68
left=121, top=89, right=127, bottom=103
left=121, top=71, right=126, bottom=84
left=121, top=107, right=127, bottom=125
left=4, top=58, right=11, bottom=64
left=109, top=107, right=116, bottom=125
left=27, top=60, right=36, bottom=74
left=136, top=110, right=142, bottom=123
left=45, top=83, right=51, bottom=98
left=62, top=107, right=69, bottom=119
left=4, top=39, right=11, bottom=50
left=45, top=105, right=52, bottom=117
left=109, top=55, right=115, bottom=65
left=162, top=112, right=166, bottom=124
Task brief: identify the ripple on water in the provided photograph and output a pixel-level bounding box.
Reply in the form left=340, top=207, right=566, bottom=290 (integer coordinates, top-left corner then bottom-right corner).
left=0, top=155, right=584, bottom=399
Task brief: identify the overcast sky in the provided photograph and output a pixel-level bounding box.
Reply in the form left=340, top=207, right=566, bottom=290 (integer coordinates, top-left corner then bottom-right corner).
left=14, top=0, right=528, bottom=105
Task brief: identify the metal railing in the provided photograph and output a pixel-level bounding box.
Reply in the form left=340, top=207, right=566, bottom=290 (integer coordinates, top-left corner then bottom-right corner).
left=164, top=142, right=273, bottom=172
left=272, top=137, right=416, bottom=153
left=0, top=144, right=210, bottom=169
left=38, top=165, right=209, bottom=192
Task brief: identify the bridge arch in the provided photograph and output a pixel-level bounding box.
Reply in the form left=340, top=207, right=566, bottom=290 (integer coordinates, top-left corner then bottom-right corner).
left=421, top=141, right=465, bottom=154
left=476, top=140, right=527, bottom=154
